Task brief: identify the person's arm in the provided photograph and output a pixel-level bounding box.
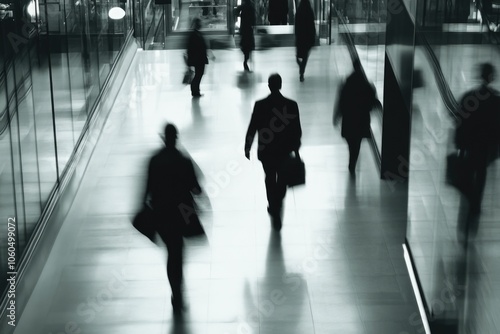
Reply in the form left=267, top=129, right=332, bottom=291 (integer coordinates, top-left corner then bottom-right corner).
left=144, top=158, right=154, bottom=207
left=187, top=159, right=202, bottom=195
left=245, top=103, right=259, bottom=159
left=292, top=101, right=302, bottom=152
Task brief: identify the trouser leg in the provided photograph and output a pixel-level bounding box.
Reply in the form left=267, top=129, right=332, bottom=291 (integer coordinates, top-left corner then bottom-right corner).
left=347, top=137, right=362, bottom=171
left=243, top=51, right=251, bottom=71
left=160, top=229, right=184, bottom=299
left=191, top=64, right=205, bottom=95
left=262, top=159, right=286, bottom=211
left=298, top=51, right=309, bottom=75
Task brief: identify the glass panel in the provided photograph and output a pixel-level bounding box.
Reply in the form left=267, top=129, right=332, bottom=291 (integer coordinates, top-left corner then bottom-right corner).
left=97, top=0, right=112, bottom=82
left=187, top=0, right=228, bottom=30
left=87, top=0, right=103, bottom=98
left=408, top=1, right=500, bottom=331
left=6, top=67, right=27, bottom=250
left=13, top=48, right=43, bottom=246
left=63, top=0, right=88, bottom=136
left=29, top=42, right=58, bottom=210
left=0, top=27, right=19, bottom=296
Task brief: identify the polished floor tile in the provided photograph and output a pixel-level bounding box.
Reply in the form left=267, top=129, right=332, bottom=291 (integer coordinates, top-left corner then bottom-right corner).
left=14, top=45, right=421, bottom=334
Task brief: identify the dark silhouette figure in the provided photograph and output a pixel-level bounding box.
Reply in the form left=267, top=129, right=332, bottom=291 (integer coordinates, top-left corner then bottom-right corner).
left=268, top=0, right=288, bottom=24
left=235, top=0, right=256, bottom=72
left=144, top=123, right=202, bottom=313
left=454, top=63, right=500, bottom=216
left=186, top=18, right=208, bottom=97
left=245, top=73, right=302, bottom=230
left=294, top=0, right=316, bottom=82
left=334, top=59, right=378, bottom=174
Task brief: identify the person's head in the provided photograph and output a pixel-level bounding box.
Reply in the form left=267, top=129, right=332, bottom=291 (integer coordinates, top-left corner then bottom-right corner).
left=299, top=0, right=311, bottom=8
left=268, top=73, right=282, bottom=93
left=479, top=62, right=495, bottom=84
left=163, top=123, right=178, bottom=148
left=192, top=17, right=202, bottom=30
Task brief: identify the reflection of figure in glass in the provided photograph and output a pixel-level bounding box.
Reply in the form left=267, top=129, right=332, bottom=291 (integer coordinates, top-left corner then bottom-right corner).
left=294, top=0, right=316, bottom=82
left=268, top=0, right=288, bottom=24
left=235, top=0, right=256, bottom=72
left=186, top=18, right=208, bottom=97
left=334, top=59, right=378, bottom=174
left=212, top=0, right=218, bottom=16
left=245, top=74, right=302, bottom=230
left=144, top=123, right=203, bottom=313
left=454, top=63, right=500, bottom=217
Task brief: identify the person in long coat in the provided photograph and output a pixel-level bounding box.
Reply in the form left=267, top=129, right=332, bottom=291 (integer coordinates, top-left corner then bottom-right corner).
left=235, top=0, right=256, bottom=72
left=334, top=59, right=378, bottom=174
left=144, top=123, right=202, bottom=313
left=295, top=0, right=316, bottom=82
left=186, top=18, right=208, bottom=97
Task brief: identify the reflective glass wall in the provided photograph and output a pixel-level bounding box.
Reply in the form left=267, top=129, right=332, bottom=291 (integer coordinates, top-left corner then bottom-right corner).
left=0, top=0, right=132, bottom=296
left=407, top=0, right=500, bottom=332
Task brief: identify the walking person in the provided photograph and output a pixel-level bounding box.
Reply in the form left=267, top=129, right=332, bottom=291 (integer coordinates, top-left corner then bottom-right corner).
left=334, top=59, right=378, bottom=174
left=245, top=73, right=302, bottom=231
left=295, top=0, right=316, bottom=82
left=144, top=123, right=203, bottom=313
left=235, top=0, right=256, bottom=72
left=454, top=63, right=500, bottom=218
left=186, top=18, right=208, bottom=97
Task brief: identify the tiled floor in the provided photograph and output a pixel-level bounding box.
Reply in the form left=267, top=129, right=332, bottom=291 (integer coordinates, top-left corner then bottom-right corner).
left=14, top=46, right=422, bottom=333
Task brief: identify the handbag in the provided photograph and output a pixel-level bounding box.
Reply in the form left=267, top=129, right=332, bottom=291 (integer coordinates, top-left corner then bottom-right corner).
left=446, top=150, right=472, bottom=194
left=182, top=69, right=194, bottom=85
left=282, top=151, right=306, bottom=187
left=132, top=205, right=157, bottom=242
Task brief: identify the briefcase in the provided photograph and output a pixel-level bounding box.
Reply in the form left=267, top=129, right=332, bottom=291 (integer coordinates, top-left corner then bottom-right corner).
left=182, top=69, right=194, bottom=85
left=283, top=151, right=306, bottom=187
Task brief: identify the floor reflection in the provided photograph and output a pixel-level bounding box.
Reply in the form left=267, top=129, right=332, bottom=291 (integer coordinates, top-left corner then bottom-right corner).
left=261, top=231, right=309, bottom=333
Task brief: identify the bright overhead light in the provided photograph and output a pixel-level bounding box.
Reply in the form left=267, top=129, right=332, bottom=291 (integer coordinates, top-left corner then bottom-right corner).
left=108, top=7, right=125, bottom=20
left=27, top=0, right=37, bottom=18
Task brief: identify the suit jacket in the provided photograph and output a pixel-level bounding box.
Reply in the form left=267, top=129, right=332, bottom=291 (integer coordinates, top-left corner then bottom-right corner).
left=245, top=93, right=302, bottom=161
left=187, top=30, right=208, bottom=66
left=455, top=84, right=500, bottom=152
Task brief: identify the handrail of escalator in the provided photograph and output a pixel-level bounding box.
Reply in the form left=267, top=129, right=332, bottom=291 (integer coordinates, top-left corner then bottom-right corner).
left=418, top=3, right=500, bottom=123
left=334, top=8, right=369, bottom=81
left=416, top=31, right=460, bottom=121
